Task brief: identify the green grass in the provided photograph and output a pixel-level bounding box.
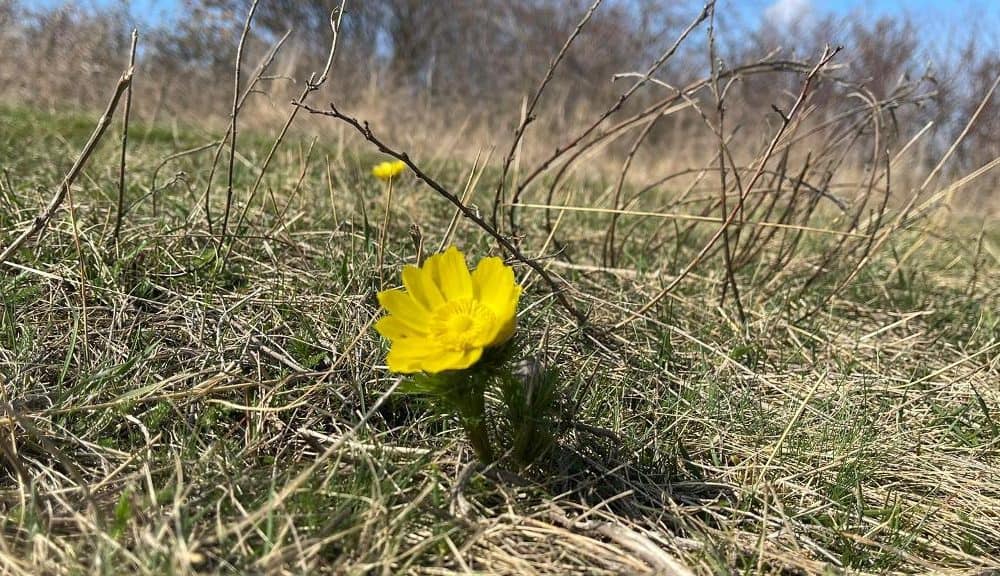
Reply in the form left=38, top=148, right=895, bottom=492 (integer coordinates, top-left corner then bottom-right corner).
left=1, top=105, right=998, bottom=574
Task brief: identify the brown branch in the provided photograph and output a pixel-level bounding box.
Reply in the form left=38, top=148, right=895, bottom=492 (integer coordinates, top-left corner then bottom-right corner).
left=508, top=1, right=713, bottom=233
left=223, top=3, right=346, bottom=264
left=112, top=29, right=139, bottom=252
left=614, top=45, right=841, bottom=330
left=706, top=3, right=745, bottom=324
left=492, top=0, right=605, bottom=231
left=198, top=26, right=292, bottom=232
left=219, top=0, right=262, bottom=248
left=296, top=101, right=592, bottom=330
left=0, top=62, right=134, bottom=267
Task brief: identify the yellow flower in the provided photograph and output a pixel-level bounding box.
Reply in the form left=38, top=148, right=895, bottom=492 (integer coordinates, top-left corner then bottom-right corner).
left=376, top=247, right=522, bottom=374
left=371, top=159, right=407, bottom=182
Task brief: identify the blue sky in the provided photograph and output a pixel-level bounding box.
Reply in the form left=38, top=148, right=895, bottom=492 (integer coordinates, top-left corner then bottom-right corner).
left=737, top=0, right=999, bottom=56
left=750, top=0, right=997, bottom=24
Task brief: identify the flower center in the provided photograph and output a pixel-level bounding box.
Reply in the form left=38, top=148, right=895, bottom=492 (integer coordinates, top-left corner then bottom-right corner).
left=431, top=299, right=496, bottom=352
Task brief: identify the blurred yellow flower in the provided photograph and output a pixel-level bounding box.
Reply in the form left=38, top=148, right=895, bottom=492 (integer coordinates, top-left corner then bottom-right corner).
left=371, top=159, right=407, bottom=181
left=376, top=247, right=522, bottom=374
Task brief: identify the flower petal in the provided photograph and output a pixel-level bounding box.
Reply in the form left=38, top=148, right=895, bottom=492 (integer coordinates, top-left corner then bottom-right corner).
left=472, top=257, right=521, bottom=346
left=489, top=299, right=520, bottom=344
left=388, top=160, right=406, bottom=177
left=422, top=347, right=483, bottom=373
left=377, top=289, right=430, bottom=332
left=472, top=257, right=521, bottom=341
left=490, top=285, right=521, bottom=345
left=427, top=247, right=473, bottom=301
left=386, top=338, right=436, bottom=373
left=402, top=265, right=444, bottom=311
left=375, top=316, right=422, bottom=341
left=472, top=257, right=513, bottom=302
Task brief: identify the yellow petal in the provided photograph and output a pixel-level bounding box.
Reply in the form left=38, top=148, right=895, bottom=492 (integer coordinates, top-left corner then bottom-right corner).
left=402, top=265, right=444, bottom=311
left=375, top=316, right=422, bottom=341
left=422, top=347, right=484, bottom=373
left=386, top=338, right=437, bottom=373
left=426, top=247, right=473, bottom=301
left=386, top=352, right=422, bottom=373
left=489, top=285, right=521, bottom=345
left=472, top=256, right=513, bottom=303
left=472, top=257, right=521, bottom=341
left=377, top=289, right=429, bottom=332
left=388, top=160, right=406, bottom=177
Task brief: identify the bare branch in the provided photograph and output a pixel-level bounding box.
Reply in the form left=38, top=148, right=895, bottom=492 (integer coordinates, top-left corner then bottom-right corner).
left=0, top=60, right=135, bottom=266
left=492, top=0, right=605, bottom=231
left=615, top=45, right=842, bottom=329
left=297, top=101, right=593, bottom=330
left=219, top=0, right=262, bottom=247
left=112, top=28, right=138, bottom=252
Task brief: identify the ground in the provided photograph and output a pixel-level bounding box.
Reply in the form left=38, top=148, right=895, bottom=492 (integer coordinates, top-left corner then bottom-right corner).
left=0, top=105, right=998, bottom=574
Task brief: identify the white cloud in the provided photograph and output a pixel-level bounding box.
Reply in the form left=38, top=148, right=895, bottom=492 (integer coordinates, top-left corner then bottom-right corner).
left=765, top=0, right=813, bottom=27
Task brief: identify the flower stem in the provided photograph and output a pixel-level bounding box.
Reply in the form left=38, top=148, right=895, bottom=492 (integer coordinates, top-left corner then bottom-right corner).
left=464, top=417, right=494, bottom=464
left=446, top=374, right=494, bottom=463
left=377, top=178, right=393, bottom=289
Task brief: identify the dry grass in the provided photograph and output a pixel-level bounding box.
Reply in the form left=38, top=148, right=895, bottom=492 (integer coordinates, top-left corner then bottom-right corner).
left=0, top=96, right=997, bottom=574
left=0, top=2, right=998, bottom=572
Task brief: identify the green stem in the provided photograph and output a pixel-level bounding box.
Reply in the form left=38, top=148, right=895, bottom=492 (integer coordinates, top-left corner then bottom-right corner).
left=445, top=373, right=494, bottom=463
left=464, top=416, right=494, bottom=464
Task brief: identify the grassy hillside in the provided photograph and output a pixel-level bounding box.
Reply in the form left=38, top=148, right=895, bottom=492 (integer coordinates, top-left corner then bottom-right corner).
left=0, top=105, right=997, bottom=574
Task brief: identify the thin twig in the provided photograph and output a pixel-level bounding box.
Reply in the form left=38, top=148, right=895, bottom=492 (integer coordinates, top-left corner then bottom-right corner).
left=493, top=0, right=605, bottom=232
left=219, top=0, right=261, bottom=248
left=614, top=46, right=841, bottom=329
left=223, top=3, right=347, bottom=265
left=112, top=29, right=138, bottom=253
left=513, top=203, right=868, bottom=238
left=508, top=1, right=713, bottom=230
left=297, top=102, right=593, bottom=330
left=199, top=26, right=292, bottom=233
left=377, top=177, right=394, bottom=289
left=601, top=109, right=664, bottom=268
left=707, top=4, right=745, bottom=323
left=0, top=63, right=134, bottom=266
